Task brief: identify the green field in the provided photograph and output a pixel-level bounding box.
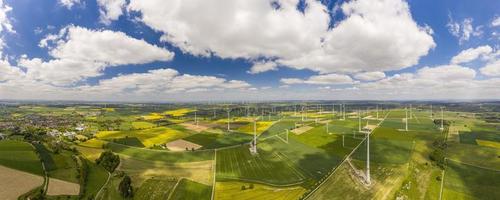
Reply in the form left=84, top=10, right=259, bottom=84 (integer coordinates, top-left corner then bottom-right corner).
left=216, top=144, right=306, bottom=185
left=215, top=181, right=306, bottom=200
left=0, top=140, right=44, bottom=175
left=183, top=132, right=253, bottom=149
left=134, top=178, right=177, bottom=200
left=443, top=159, right=500, bottom=199
left=81, top=161, right=109, bottom=199
left=169, top=178, right=211, bottom=200
left=106, top=142, right=214, bottom=163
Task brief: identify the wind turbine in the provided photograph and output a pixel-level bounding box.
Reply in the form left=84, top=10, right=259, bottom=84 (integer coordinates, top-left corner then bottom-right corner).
left=405, top=107, right=408, bottom=131
left=440, top=107, right=444, bottom=131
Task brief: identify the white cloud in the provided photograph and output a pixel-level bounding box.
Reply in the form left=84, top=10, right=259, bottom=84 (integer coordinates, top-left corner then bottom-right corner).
left=0, top=0, right=13, bottom=34
left=480, top=60, right=500, bottom=77
left=492, top=16, right=500, bottom=27
left=41, top=68, right=250, bottom=97
left=353, top=71, right=386, bottom=81
left=128, top=0, right=434, bottom=73
left=417, top=65, right=476, bottom=81
left=0, top=59, right=23, bottom=81
left=247, top=61, right=278, bottom=74
left=451, top=45, right=493, bottom=64
left=97, top=0, right=126, bottom=25
left=447, top=17, right=483, bottom=44
left=59, top=0, right=81, bottom=9
left=19, top=25, right=174, bottom=85
left=0, top=0, right=13, bottom=50
left=281, top=73, right=353, bottom=85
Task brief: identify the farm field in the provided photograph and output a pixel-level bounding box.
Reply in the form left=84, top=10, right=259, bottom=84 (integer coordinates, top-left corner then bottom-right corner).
left=0, top=140, right=44, bottom=175
left=169, top=178, right=212, bottom=200
left=134, top=178, right=177, bottom=200
left=0, top=165, right=44, bottom=200
left=216, top=144, right=306, bottom=185
left=442, top=159, right=500, bottom=199
left=215, top=181, right=307, bottom=200
left=46, top=177, right=80, bottom=196
left=95, top=126, right=189, bottom=147
left=1, top=102, right=499, bottom=199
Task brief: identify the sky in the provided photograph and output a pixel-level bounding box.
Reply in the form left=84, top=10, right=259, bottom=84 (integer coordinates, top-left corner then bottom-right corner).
left=0, top=0, right=499, bottom=102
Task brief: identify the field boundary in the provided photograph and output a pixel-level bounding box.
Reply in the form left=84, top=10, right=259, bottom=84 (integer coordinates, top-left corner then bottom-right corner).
left=303, top=111, right=391, bottom=199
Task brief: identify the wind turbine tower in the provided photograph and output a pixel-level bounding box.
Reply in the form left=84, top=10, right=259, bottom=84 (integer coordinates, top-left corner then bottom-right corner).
left=405, top=107, right=408, bottom=131
left=227, top=109, right=231, bottom=131
left=343, top=104, right=346, bottom=120
left=366, top=130, right=371, bottom=185
left=358, top=110, right=361, bottom=132
left=430, top=104, right=433, bottom=119
left=250, top=119, right=258, bottom=154
left=440, top=107, right=444, bottom=131
left=376, top=105, right=379, bottom=120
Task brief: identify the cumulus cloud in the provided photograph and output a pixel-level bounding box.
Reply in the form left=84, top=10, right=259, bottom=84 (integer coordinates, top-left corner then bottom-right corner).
left=480, top=60, right=500, bottom=77
left=353, top=71, right=386, bottom=81
left=97, top=0, right=127, bottom=25
left=417, top=65, right=476, bottom=81
left=450, top=45, right=493, bottom=64
left=247, top=61, right=278, bottom=74
left=0, top=0, right=14, bottom=50
left=59, top=0, right=81, bottom=9
left=447, top=17, right=483, bottom=44
left=128, top=0, right=435, bottom=73
left=0, top=59, right=23, bottom=81
left=281, top=74, right=354, bottom=85
left=492, top=16, right=500, bottom=27
left=19, top=25, right=174, bottom=85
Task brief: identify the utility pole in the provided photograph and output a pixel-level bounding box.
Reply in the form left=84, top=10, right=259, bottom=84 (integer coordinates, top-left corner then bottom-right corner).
left=376, top=105, right=379, bottom=120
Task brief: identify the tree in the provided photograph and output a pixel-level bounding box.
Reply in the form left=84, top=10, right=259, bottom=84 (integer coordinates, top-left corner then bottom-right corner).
left=119, top=175, right=133, bottom=198
left=96, top=151, right=120, bottom=172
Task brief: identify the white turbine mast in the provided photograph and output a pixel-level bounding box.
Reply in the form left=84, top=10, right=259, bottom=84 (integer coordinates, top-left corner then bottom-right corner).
left=405, top=107, right=408, bottom=131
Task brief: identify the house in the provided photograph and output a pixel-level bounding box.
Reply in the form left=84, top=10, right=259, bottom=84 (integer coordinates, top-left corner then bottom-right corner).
left=48, top=130, right=61, bottom=137
left=63, top=131, right=76, bottom=139
left=75, top=123, right=85, bottom=131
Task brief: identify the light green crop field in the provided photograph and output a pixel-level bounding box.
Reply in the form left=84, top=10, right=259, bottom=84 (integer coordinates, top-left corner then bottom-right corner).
left=215, top=180, right=307, bottom=200
left=183, top=132, right=253, bottom=149
left=443, top=159, right=500, bottom=200
left=169, top=178, right=211, bottom=200
left=134, top=178, right=177, bottom=200
left=216, top=144, right=306, bottom=185
left=0, top=140, right=44, bottom=175
left=106, top=142, right=214, bottom=163
left=132, top=121, right=157, bottom=129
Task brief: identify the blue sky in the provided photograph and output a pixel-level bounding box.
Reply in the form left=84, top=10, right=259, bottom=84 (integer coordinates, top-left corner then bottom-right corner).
left=0, top=0, right=499, bottom=101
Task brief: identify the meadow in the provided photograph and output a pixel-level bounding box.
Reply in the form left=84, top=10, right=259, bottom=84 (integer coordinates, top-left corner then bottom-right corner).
left=0, top=140, right=44, bottom=175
